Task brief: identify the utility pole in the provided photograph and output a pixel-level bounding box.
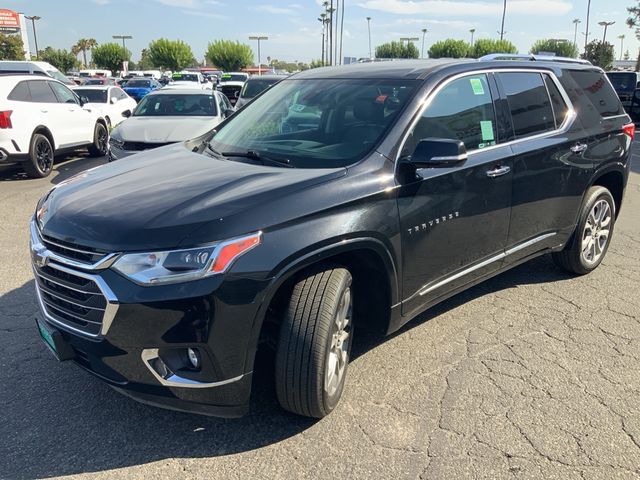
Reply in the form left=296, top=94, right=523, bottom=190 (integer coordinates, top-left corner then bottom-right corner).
left=249, top=36, right=268, bottom=74
left=618, top=34, right=625, bottom=61
left=598, top=21, right=615, bottom=44
left=318, top=14, right=327, bottom=65
left=421, top=28, right=427, bottom=59
left=366, top=16, right=372, bottom=59
left=499, top=0, right=507, bottom=41
left=584, top=0, right=591, bottom=53
left=572, top=18, right=581, bottom=50
left=338, top=0, right=345, bottom=65
left=329, top=0, right=334, bottom=65
left=112, top=34, right=132, bottom=52
left=25, top=15, right=41, bottom=59
left=469, top=28, right=476, bottom=46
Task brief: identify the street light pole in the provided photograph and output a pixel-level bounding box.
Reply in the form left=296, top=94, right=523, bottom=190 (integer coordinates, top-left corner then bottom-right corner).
left=366, top=17, right=372, bottom=59
left=499, top=0, right=507, bottom=41
left=249, top=36, right=268, bottom=74
left=584, top=0, right=591, bottom=52
left=572, top=18, right=581, bottom=50
left=598, top=21, right=615, bottom=44
left=112, top=35, right=132, bottom=74
left=421, top=29, right=427, bottom=59
left=24, top=15, right=41, bottom=59
left=618, top=34, right=625, bottom=61
left=469, top=28, right=476, bottom=46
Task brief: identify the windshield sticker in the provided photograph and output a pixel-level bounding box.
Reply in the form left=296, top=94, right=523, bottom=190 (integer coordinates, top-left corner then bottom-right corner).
left=470, top=78, right=485, bottom=95
left=480, top=120, right=495, bottom=141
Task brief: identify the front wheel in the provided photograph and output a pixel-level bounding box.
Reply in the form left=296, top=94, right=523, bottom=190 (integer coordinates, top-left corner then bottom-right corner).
left=275, top=267, right=353, bottom=418
left=552, top=185, right=616, bottom=274
left=88, top=122, right=108, bottom=157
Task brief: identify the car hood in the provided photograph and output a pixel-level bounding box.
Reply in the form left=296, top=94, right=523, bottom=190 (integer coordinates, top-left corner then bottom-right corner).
left=113, top=117, right=218, bottom=143
left=37, top=144, right=346, bottom=251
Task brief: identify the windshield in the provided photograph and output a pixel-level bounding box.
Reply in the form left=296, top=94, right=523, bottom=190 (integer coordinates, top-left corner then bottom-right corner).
left=126, top=79, right=151, bottom=88
left=73, top=89, right=107, bottom=103
left=222, top=74, right=247, bottom=82
left=133, top=93, right=218, bottom=117
left=47, top=69, right=73, bottom=85
left=241, top=79, right=279, bottom=98
left=606, top=72, right=637, bottom=92
left=209, top=78, right=418, bottom=168
left=172, top=73, right=199, bottom=82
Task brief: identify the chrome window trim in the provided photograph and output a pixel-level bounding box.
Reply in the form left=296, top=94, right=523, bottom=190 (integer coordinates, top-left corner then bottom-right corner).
left=141, top=349, right=246, bottom=389
left=395, top=68, right=577, bottom=166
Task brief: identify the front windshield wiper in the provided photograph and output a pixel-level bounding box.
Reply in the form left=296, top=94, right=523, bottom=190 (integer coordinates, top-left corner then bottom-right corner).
left=220, top=149, right=294, bottom=168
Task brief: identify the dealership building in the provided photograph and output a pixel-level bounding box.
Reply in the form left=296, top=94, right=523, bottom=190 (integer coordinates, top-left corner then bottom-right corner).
left=1, top=8, right=31, bottom=59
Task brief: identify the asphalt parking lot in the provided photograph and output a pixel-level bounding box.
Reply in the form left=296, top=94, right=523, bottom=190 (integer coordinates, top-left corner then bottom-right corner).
left=1, top=147, right=640, bottom=480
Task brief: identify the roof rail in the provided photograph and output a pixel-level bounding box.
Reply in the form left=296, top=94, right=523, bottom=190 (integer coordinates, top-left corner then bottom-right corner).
left=478, top=53, right=592, bottom=65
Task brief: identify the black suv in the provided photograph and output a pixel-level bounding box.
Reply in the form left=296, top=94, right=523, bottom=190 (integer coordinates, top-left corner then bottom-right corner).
left=31, top=58, right=633, bottom=418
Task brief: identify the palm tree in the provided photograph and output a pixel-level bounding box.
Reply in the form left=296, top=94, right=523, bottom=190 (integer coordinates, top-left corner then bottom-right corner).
left=73, top=38, right=97, bottom=67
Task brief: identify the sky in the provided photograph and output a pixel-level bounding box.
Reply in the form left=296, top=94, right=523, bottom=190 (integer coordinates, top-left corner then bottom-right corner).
left=8, top=0, right=638, bottom=63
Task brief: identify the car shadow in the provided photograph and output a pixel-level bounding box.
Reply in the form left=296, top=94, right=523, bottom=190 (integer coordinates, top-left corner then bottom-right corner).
left=0, top=255, right=571, bottom=479
left=0, top=153, right=107, bottom=184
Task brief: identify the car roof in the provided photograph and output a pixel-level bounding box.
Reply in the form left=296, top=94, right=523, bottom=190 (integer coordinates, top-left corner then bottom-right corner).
left=0, top=74, right=56, bottom=83
left=247, top=75, right=284, bottom=81
left=293, top=58, right=601, bottom=81
left=149, top=88, right=215, bottom=96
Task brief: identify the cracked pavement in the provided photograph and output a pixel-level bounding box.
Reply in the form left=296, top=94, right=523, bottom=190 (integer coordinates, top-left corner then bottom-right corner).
left=1, top=147, right=639, bottom=480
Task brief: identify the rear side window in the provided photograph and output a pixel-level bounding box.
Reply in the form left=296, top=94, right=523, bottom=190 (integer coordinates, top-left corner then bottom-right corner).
left=27, top=80, right=58, bottom=103
left=568, top=70, right=624, bottom=117
left=8, top=81, right=31, bottom=101
left=542, top=74, right=569, bottom=128
left=498, top=72, right=555, bottom=138
left=406, top=74, right=497, bottom=153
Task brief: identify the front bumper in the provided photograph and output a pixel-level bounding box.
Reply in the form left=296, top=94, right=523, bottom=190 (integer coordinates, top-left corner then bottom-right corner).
left=30, top=221, right=265, bottom=417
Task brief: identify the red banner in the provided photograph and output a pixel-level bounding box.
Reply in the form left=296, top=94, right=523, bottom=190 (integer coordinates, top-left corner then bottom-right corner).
left=0, top=9, right=20, bottom=34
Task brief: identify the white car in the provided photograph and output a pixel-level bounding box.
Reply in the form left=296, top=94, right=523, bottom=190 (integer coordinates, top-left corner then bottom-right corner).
left=218, top=72, right=250, bottom=106
left=108, top=88, right=234, bottom=160
left=165, top=71, right=212, bottom=90
left=0, top=75, right=109, bottom=178
left=71, top=85, right=137, bottom=128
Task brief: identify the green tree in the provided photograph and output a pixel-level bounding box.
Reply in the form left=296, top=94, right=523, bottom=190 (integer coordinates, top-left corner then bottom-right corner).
left=137, top=48, right=155, bottom=70
left=427, top=39, right=470, bottom=59
left=375, top=41, right=419, bottom=59
left=470, top=38, right=517, bottom=58
left=308, top=59, right=325, bottom=69
left=39, top=47, right=79, bottom=72
left=582, top=40, right=614, bottom=69
left=92, top=43, right=130, bottom=73
left=530, top=39, right=578, bottom=58
left=205, top=40, right=254, bottom=72
left=0, top=33, right=24, bottom=60
left=147, top=38, right=194, bottom=71
left=72, top=38, right=98, bottom=67
left=627, top=2, right=640, bottom=70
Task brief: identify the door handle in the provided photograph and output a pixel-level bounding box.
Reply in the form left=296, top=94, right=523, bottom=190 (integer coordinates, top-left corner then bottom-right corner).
left=570, top=143, right=588, bottom=153
left=40, top=109, right=48, bottom=113
left=486, top=166, right=511, bottom=178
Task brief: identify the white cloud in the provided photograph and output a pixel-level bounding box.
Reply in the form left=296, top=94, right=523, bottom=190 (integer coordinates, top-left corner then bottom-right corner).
left=359, top=0, right=572, bottom=16
left=254, top=4, right=301, bottom=15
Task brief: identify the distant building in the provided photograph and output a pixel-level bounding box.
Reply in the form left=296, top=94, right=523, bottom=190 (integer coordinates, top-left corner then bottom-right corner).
left=612, top=60, right=636, bottom=71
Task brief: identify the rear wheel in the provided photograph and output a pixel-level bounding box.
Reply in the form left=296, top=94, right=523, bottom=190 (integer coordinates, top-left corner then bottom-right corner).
left=552, top=186, right=615, bottom=274
left=23, top=133, right=54, bottom=178
left=88, top=122, right=108, bottom=157
left=275, top=267, right=353, bottom=418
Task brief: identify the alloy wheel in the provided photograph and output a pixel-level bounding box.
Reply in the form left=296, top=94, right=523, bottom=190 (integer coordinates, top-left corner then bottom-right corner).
left=325, top=287, right=352, bottom=398
left=35, top=138, right=53, bottom=173
left=581, top=198, right=612, bottom=265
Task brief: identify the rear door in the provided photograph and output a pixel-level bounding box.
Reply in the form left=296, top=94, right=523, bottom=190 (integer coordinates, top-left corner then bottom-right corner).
left=397, top=72, right=513, bottom=316
left=27, top=79, right=73, bottom=147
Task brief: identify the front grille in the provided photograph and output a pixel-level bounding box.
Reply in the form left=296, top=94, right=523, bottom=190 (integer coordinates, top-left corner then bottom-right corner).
left=34, top=264, right=108, bottom=337
left=122, top=141, right=173, bottom=151
left=41, top=233, right=109, bottom=264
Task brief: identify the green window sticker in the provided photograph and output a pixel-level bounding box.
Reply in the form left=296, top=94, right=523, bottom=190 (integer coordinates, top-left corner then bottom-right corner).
left=480, top=120, right=495, bottom=141
left=470, top=78, right=485, bottom=95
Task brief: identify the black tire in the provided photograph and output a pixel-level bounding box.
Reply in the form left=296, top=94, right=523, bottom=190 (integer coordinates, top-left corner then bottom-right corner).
left=552, top=185, right=616, bottom=275
left=23, top=133, right=54, bottom=178
left=275, top=267, right=354, bottom=418
left=88, top=122, right=108, bottom=157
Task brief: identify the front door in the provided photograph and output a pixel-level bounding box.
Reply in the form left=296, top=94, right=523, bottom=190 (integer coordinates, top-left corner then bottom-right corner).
left=397, top=73, right=513, bottom=316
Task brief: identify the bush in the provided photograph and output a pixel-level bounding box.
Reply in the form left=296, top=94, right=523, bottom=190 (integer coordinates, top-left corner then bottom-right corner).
left=530, top=39, right=578, bottom=58
left=582, top=40, right=614, bottom=70
left=427, top=39, right=470, bottom=59
left=205, top=40, right=254, bottom=72
left=39, top=47, right=78, bottom=72
left=375, top=41, right=419, bottom=59
left=0, top=33, right=24, bottom=60
left=470, top=39, right=517, bottom=58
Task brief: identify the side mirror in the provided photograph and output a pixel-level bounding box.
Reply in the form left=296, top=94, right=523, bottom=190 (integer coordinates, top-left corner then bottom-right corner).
left=80, top=96, right=90, bottom=105
left=110, top=97, right=118, bottom=104
left=224, top=108, right=235, bottom=118
left=408, top=138, right=467, bottom=168
left=122, top=109, right=132, bottom=118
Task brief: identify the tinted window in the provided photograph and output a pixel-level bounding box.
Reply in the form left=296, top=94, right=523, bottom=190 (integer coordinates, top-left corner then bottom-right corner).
left=27, top=80, right=57, bottom=103
left=74, top=88, right=108, bottom=103
left=8, top=81, right=31, bottom=101
left=606, top=72, right=637, bottom=93
left=133, top=94, right=217, bottom=116
left=498, top=72, right=555, bottom=138
left=49, top=82, right=78, bottom=104
left=406, top=74, right=497, bottom=154
left=543, top=74, right=569, bottom=128
left=241, top=79, right=279, bottom=98
left=568, top=70, right=624, bottom=117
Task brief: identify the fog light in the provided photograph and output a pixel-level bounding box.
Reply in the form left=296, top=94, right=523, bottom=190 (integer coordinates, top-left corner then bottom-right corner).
left=187, top=348, right=201, bottom=369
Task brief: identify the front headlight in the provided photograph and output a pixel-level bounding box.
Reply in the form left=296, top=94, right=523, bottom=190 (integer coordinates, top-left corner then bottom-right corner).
left=112, top=232, right=261, bottom=285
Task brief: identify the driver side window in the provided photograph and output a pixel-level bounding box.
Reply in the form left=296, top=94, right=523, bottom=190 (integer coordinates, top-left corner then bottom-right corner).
left=49, top=81, right=79, bottom=105
left=404, top=74, right=497, bottom=156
